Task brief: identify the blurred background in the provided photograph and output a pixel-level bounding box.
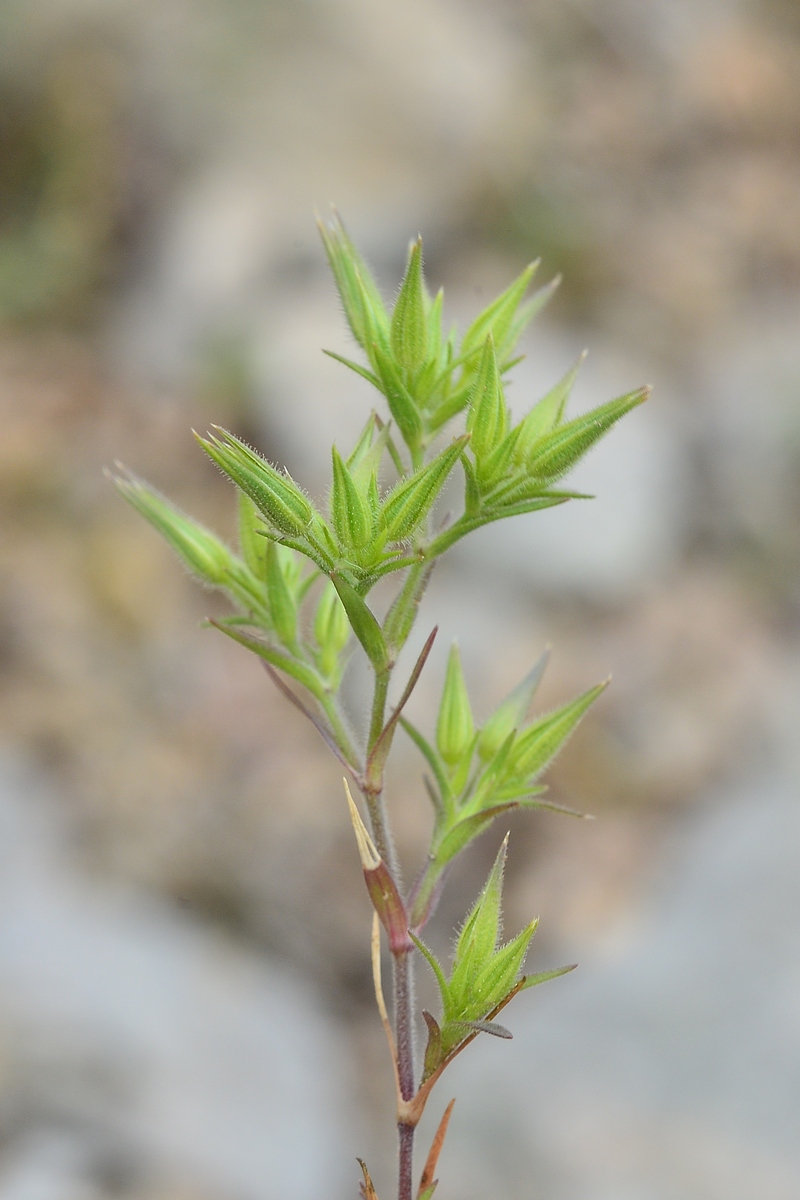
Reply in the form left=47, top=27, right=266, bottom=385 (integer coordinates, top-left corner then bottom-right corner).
left=1, top=1, right=799, bottom=1198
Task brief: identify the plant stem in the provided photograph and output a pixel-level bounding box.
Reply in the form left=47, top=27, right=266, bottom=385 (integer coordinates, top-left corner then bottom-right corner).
left=398, top=1123, right=415, bottom=1200
left=318, top=692, right=361, bottom=770
left=368, top=669, right=391, bottom=753
left=394, top=948, right=416, bottom=1200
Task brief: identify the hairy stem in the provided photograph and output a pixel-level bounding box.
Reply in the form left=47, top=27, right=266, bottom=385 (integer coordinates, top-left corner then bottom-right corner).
left=394, top=949, right=416, bottom=1200
left=318, top=692, right=361, bottom=770
left=368, top=669, right=391, bottom=753
left=398, top=1123, right=415, bottom=1200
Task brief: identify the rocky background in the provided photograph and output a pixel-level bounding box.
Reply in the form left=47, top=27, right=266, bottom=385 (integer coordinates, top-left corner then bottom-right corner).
left=1, top=1, right=799, bottom=1198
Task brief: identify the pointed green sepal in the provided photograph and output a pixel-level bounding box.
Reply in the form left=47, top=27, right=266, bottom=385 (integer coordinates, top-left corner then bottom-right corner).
left=317, top=213, right=389, bottom=351
left=514, top=351, right=587, bottom=463
left=460, top=261, right=539, bottom=364
left=370, top=341, right=423, bottom=450
left=390, top=237, right=429, bottom=376
left=436, top=643, right=475, bottom=766
left=501, top=274, right=561, bottom=361
left=521, top=963, right=577, bottom=989
left=470, top=918, right=538, bottom=1011
left=526, top=386, right=649, bottom=482
left=331, top=446, right=373, bottom=557
left=467, top=336, right=508, bottom=464
left=381, top=436, right=468, bottom=542
left=477, top=648, right=550, bottom=761
left=451, top=837, right=508, bottom=991
left=511, top=680, right=608, bottom=779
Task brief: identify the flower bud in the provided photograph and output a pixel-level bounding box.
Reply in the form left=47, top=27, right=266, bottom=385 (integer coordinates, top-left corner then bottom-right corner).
left=331, top=446, right=373, bottom=557
left=196, top=428, right=313, bottom=537
left=381, top=436, right=468, bottom=542
left=466, top=336, right=507, bottom=464
left=436, top=643, right=474, bottom=767
left=110, top=468, right=234, bottom=586
left=390, top=237, right=429, bottom=377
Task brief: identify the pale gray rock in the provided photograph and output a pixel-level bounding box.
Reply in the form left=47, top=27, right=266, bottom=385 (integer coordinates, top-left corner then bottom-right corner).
left=0, top=756, right=355, bottom=1200
left=444, top=771, right=800, bottom=1199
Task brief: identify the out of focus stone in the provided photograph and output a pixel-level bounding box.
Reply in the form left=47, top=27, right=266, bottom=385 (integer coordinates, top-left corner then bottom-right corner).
left=0, top=755, right=356, bottom=1200
left=443, top=769, right=800, bottom=1199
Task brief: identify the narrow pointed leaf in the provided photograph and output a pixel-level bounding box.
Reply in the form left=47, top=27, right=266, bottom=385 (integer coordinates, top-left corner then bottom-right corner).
left=399, top=716, right=449, bottom=800
left=262, top=663, right=355, bottom=771
left=521, top=963, right=577, bottom=989
left=367, top=626, right=437, bottom=786
left=331, top=572, right=389, bottom=670
left=432, top=803, right=520, bottom=866
left=208, top=619, right=323, bottom=697
left=322, top=349, right=381, bottom=389
left=453, top=1019, right=512, bottom=1039
left=409, top=933, right=451, bottom=1015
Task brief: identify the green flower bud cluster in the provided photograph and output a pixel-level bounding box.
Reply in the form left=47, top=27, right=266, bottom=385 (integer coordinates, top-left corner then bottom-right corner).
left=403, top=646, right=607, bottom=922
left=320, top=215, right=555, bottom=466
left=412, top=838, right=574, bottom=1075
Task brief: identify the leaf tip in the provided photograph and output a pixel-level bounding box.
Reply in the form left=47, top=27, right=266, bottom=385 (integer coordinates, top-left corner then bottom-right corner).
left=344, top=779, right=381, bottom=870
